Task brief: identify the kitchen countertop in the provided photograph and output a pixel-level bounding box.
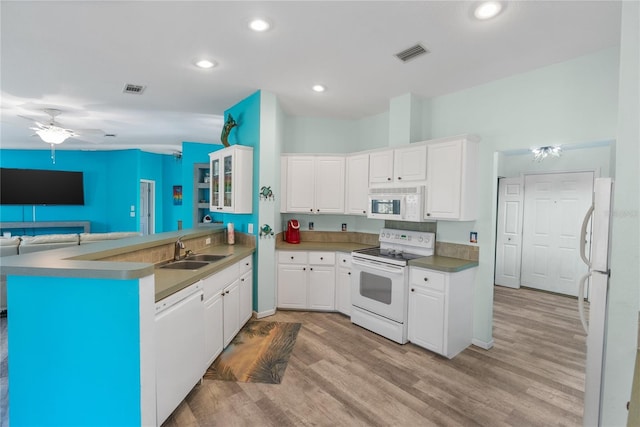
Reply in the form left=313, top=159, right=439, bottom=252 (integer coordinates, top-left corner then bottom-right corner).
left=275, top=240, right=478, bottom=273
left=154, top=244, right=254, bottom=302
left=0, top=226, right=255, bottom=302
left=409, top=255, right=478, bottom=273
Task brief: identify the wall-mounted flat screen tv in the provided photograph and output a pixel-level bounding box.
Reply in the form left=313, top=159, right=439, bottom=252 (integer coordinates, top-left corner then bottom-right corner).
left=0, top=168, right=85, bottom=205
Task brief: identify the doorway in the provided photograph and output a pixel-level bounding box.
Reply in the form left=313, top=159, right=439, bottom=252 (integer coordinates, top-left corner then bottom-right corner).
left=140, top=180, right=155, bottom=235
left=495, top=171, right=594, bottom=297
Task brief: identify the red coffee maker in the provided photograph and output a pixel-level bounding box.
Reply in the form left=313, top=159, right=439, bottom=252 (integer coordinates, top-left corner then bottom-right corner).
left=285, top=219, right=301, bottom=244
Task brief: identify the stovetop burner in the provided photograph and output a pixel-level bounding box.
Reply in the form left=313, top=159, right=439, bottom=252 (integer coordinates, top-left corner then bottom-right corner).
left=351, top=228, right=435, bottom=266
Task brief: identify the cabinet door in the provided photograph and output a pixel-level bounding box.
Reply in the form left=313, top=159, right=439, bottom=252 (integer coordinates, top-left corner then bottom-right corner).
left=221, top=152, right=234, bottom=211
left=308, top=266, right=335, bottom=310
left=336, top=267, right=352, bottom=315
left=426, top=140, right=463, bottom=219
left=345, top=154, right=369, bottom=215
left=204, top=292, right=224, bottom=367
left=408, top=286, right=445, bottom=354
left=369, top=150, right=394, bottom=184
left=223, top=279, right=240, bottom=347
left=210, top=155, right=222, bottom=210
left=315, top=157, right=345, bottom=214
left=277, top=264, right=307, bottom=309
left=239, top=270, right=253, bottom=326
left=394, top=144, right=427, bottom=183
left=286, top=157, right=316, bottom=213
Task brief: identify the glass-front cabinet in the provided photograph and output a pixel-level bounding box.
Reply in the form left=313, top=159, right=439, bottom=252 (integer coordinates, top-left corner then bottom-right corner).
left=209, top=145, right=253, bottom=214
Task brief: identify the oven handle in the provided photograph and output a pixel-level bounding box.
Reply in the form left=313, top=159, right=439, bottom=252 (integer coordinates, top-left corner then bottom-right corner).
left=351, top=257, right=405, bottom=274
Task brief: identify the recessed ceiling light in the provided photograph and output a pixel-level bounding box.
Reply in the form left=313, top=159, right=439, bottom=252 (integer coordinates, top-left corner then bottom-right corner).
left=474, top=1, right=503, bottom=20
left=248, top=18, right=271, bottom=32
left=195, top=59, right=216, bottom=69
left=312, top=84, right=326, bottom=93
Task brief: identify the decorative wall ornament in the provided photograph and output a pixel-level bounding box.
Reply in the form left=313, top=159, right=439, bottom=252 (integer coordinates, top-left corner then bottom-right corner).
left=259, top=224, right=275, bottom=238
left=220, top=114, right=237, bottom=147
left=260, top=186, right=274, bottom=201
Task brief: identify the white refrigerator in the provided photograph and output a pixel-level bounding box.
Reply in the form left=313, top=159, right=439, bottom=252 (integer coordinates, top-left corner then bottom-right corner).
left=578, top=177, right=614, bottom=426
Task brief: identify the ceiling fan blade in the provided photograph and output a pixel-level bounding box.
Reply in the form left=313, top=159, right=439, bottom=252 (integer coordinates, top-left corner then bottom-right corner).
left=75, top=128, right=105, bottom=135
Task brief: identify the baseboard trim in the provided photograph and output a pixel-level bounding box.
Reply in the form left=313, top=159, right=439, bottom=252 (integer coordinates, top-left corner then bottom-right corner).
left=256, top=308, right=276, bottom=319
left=472, top=338, right=494, bottom=350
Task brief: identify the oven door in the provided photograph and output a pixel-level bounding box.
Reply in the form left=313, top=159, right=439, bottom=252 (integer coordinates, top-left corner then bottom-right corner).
left=351, top=257, right=407, bottom=323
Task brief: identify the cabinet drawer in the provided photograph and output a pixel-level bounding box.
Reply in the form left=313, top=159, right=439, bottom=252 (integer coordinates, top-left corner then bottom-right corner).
left=337, top=253, right=352, bottom=267
left=278, top=251, right=308, bottom=264
left=308, top=251, right=335, bottom=265
left=203, top=263, right=239, bottom=300
left=410, top=268, right=446, bottom=292
left=239, top=255, right=252, bottom=274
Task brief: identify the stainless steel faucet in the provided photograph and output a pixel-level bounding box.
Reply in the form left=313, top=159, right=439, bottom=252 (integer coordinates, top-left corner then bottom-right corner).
left=174, top=237, right=185, bottom=261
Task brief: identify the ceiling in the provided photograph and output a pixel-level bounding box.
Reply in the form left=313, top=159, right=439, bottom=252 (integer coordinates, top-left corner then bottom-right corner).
left=0, top=1, right=622, bottom=154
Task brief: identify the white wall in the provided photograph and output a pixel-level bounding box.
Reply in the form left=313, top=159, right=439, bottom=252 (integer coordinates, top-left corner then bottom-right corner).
left=282, top=116, right=359, bottom=153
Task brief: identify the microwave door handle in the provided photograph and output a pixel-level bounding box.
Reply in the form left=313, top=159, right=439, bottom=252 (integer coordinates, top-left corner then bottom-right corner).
left=400, top=197, right=406, bottom=219
left=580, top=204, right=594, bottom=267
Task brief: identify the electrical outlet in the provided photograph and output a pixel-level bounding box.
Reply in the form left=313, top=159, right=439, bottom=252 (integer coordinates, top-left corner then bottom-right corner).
left=129, top=212, right=135, bottom=217
left=205, top=237, right=211, bottom=245
left=248, top=223, right=254, bottom=234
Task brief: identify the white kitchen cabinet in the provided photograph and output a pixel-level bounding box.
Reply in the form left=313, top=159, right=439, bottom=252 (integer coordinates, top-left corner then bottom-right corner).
left=425, top=136, right=479, bottom=220
left=223, top=279, right=240, bottom=347
left=282, top=155, right=345, bottom=214
left=239, top=256, right=253, bottom=325
left=277, top=251, right=335, bottom=310
left=209, top=145, right=253, bottom=213
left=369, top=144, right=427, bottom=186
left=345, top=153, right=369, bottom=215
left=335, top=253, right=352, bottom=315
left=408, top=266, right=476, bottom=359
left=203, top=291, right=223, bottom=367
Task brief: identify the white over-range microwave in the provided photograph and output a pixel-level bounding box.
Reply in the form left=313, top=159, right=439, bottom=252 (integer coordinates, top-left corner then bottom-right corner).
left=367, top=186, right=424, bottom=222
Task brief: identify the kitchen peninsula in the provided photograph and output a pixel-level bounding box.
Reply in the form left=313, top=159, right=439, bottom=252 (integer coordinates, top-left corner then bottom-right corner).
left=1, top=226, right=255, bottom=426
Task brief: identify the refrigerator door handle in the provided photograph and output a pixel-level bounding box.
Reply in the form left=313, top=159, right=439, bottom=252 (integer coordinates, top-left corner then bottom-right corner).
left=577, top=272, right=591, bottom=334
left=579, top=204, right=594, bottom=268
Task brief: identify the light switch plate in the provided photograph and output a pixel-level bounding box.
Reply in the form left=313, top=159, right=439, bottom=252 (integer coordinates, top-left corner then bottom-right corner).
left=129, top=212, right=135, bottom=217
left=205, top=237, right=211, bottom=245
left=248, top=223, right=254, bottom=234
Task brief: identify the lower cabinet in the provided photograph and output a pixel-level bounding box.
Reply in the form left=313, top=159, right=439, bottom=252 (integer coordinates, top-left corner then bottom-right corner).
left=335, top=253, right=352, bottom=315
left=408, top=266, right=476, bottom=359
left=277, top=250, right=335, bottom=310
left=157, top=255, right=253, bottom=425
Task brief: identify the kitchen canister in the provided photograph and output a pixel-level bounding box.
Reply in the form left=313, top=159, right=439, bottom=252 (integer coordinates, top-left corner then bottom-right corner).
left=227, top=223, right=235, bottom=245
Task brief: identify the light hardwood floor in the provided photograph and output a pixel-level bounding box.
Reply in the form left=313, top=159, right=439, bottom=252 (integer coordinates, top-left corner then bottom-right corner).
left=0, top=286, right=586, bottom=426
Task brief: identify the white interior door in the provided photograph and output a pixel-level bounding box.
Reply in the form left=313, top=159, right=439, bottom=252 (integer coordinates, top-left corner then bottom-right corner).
left=494, top=177, right=524, bottom=288
left=521, top=172, right=593, bottom=296
left=140, top=180, right=155, bottom=235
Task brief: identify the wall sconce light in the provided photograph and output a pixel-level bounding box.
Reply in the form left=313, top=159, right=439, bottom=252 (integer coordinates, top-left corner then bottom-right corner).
left=531, top=145, right=562, bottom=162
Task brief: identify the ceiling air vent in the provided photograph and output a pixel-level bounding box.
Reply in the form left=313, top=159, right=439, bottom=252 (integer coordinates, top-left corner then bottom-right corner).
left=123, top=83, right=146, bottom=94
left=395, top=44, right=429, bottom=63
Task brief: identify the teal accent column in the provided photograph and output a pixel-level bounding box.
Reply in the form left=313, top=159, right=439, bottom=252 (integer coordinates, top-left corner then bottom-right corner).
left=7, top=275, right=151, bottom=426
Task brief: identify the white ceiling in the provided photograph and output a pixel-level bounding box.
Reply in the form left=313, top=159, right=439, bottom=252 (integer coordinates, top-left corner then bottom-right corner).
left=0, top=1, right=622, bottom=154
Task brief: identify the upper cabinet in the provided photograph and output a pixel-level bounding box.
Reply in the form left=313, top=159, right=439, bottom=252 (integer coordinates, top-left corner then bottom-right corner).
left=345, top=153, right=369, bottom=215
left=425, top=136, right=479, bottom=221
left=281, top=155, right=345, bottom=214
left=369, top=144, right=427, bottom=186
left=209, top=145, right=253, bottom=213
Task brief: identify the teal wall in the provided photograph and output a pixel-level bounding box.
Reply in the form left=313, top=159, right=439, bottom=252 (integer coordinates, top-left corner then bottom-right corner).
left=220, top=91, right=261, bottom=234
left=0, top=149, right=183, bottom=234
left=8, top=275, right=144, bottom=425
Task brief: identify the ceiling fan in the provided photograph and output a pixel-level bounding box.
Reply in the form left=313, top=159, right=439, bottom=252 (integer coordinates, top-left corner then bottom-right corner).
left=19, top=108, right=105, bottom=145
left=19, top=108, right=105, bottom=163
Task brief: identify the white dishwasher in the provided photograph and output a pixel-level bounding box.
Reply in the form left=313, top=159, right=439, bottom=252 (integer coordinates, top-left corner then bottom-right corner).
left=155, top=282, right=205, bottom=426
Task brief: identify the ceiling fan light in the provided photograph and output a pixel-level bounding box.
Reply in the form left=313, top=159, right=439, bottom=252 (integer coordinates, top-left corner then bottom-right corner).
left=36, top=127, right=72, bottom=144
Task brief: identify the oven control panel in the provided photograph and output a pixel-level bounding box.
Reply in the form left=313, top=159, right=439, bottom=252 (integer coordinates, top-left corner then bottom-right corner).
left=379, top=228, right=435, bottom=250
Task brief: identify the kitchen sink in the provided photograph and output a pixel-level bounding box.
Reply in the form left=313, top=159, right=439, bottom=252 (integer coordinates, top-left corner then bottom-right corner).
left=160, top=260, right=210, bottom=270
left=185, top=254, right=228, bottom=262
